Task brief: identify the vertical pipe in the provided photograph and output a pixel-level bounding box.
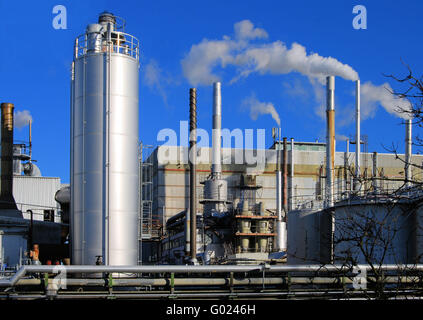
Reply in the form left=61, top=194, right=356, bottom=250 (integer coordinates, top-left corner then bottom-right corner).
left=276, top=130, right=282, bottom=251
left=372, top=151, right=378, bottom=190
left=344, top=139, right=349, bottom=193
left=290, top=138, right=294, bottom=210
left=212, top=82, right=222, bottom=179
left=282, top=137, right=288, bottom=212
left=405, top=118, right=412, bottom=187
left=355, top=80, right=361, bottom=190
left=326, top=76, right=335, bottom=207
left=189, top=88, right=197, bottom=263
left=70, top=61, right=75, bottom=263
left=0, top=103, right=17, bottom=210
left=103, top=24, right=112, bottom=265
left=29, top=120, right=32, bottom=161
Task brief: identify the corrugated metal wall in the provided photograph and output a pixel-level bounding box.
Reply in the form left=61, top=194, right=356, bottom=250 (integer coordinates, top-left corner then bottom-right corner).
left=13, top=176, right=61, bottom=222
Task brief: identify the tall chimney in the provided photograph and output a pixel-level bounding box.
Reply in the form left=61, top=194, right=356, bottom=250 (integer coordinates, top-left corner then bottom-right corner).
left=354, top=79, right=361, bottom=191
left=0, top=103, right=17, bottom=209
left=212, top=82, right=222, bottom=179
left=405, top=118, right=412, bottom=187
left=282, top=137, right=288, bottom=212
left=290, top=138, right=294, bottom=210
left=189, top=88, right=198, bottom=263
left=326, top=76, right=335, bottom=207
left=275, top=129, right=283, bottom=251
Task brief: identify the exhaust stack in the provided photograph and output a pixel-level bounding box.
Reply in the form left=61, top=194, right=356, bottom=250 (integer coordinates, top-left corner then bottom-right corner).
left=405, top=118, right=412, bottom=187
left=326, top=76, right=335, bottom=207
left=202, top=82, right=228, bottom=216
left=354, top=80, right=361, bottom=191
left=275, top=130, right=286, bottom=251
left=212, top=82, right=222, bottom=179
left=0, top=103, right=18, bottom=210
left=189, top=88, right=198, bottom=263
left=283, top=137, right=288, bottom=213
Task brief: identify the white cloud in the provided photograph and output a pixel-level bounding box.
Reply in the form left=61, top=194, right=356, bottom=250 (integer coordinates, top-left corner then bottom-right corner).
left=14, top=110, right=32, bottom=129
left=242, top=94, right=280, bottom=126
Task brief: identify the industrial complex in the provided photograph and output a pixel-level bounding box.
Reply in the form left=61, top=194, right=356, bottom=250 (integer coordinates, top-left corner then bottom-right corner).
left=1, top=11, right=423, bottom=300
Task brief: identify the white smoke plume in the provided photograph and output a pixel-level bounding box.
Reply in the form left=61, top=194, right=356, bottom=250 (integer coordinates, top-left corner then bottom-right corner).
left=335, top=134, right=349, bottom=141
left=361, top=81, right=412, bottom=120
left=181, top=20, right=358, bottom=86
left=243, top=95, right=280, bottom=127
left=14, top=110, right=32, bottom=129
left=143, top=59, right=169, bottom=106
left=183, top=19, right=410, bottom=121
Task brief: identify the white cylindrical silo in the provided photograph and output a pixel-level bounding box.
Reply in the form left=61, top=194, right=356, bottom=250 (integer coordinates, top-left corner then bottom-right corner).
left=71, top=12, right=140, bottom=265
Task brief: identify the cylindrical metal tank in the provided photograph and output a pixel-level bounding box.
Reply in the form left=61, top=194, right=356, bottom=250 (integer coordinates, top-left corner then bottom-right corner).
left=203, top=179, right=227, bottom=214
left=71, top=12, right=140, bottom=265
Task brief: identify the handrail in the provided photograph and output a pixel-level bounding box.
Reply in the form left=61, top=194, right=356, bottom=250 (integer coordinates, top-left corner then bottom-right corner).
left=74, top=30, right=140, bottom=60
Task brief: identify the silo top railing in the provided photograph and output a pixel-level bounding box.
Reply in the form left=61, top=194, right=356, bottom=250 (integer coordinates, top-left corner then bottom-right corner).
left=74, top=31, right=140, bottom=61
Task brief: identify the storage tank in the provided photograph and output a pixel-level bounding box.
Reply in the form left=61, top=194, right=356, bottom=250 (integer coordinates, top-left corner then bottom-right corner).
left=70, top=12, right=140, bottom=265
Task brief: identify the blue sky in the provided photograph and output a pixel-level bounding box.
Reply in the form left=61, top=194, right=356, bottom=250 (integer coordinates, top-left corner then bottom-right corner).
left=0, top=0, right=422, bottom=183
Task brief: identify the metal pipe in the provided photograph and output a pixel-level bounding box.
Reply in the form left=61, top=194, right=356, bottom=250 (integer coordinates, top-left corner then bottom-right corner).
left=283, top=137, right=288, bottom=212
left=29, top=119, right=32, bottom=161
left=344, top=138, right=349, bottom=192
left=2, top=263, right=423, bottom=287
left=405, top=118, right=412, bottom=187
left=212, top=82, right=222, bottom=179
left=103, top=23, right=112, bottom=265
left=275, top=131, right=283, bottom=250
left=0, top=103, right=17, bottom=209
left=372, top=151, right=378, bottom=190
left=326, top=76, right=335, bottom=207
left=290, top=138, right=294, bottom=210
left=355, top=79, right=361, bottom=190
left=189, top=88, right=197, bottom=263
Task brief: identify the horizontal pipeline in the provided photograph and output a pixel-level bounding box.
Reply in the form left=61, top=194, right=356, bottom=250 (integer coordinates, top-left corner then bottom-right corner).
left=1, top=264, right=423, bottom=287
left=11, top=276, right=423, bottom=288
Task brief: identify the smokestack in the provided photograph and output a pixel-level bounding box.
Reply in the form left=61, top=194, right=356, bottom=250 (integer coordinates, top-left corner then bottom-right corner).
left=354, top=79, right=361, bottom=191
left=282, top=137, right=288, bottom=212
left=326, top=76, right=335, bottom=207
left=275, top=129, right=284, bottom=251
left=212, top=82, right=222, bottom=179
left=0, top=103, right=17, bottom=210
left=189, top=88, right=198, bottom=263
left=290, top=138, right=294, bottom=210
left=405, top=118, right=412, bottom=187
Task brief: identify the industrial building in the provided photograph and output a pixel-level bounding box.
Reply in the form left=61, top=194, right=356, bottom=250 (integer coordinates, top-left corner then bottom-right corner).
left=0, top=103, right=68, bottom=270
left=2, top=11, right=423, bottom=300
left=141, top=77, right=423, bottom=265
